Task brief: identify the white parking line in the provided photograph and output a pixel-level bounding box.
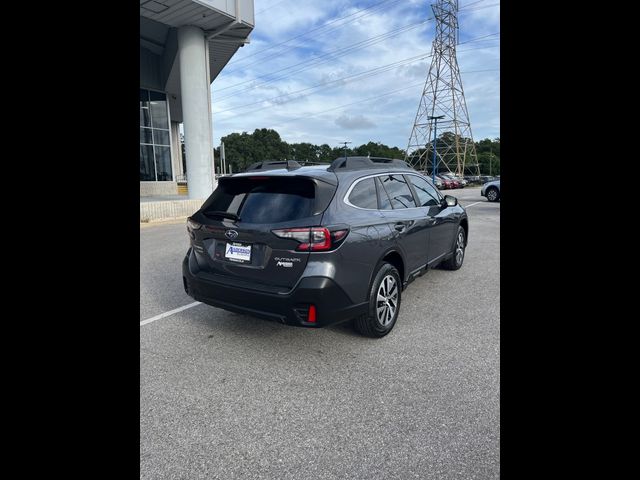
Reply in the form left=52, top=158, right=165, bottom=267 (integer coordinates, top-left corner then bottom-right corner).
left=464, top=201, right=483, bottom=208
left=140, top=301, right=202, bottom=326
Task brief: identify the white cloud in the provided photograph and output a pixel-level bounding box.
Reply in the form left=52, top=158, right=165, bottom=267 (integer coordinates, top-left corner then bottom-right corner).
left=335, top=113, right=377, bottom=129
left=211, top=0, right=500, bottom=149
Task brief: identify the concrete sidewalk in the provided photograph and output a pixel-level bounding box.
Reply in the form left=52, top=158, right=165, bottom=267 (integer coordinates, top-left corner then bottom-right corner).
left=140, top=196, right=204, bottom=223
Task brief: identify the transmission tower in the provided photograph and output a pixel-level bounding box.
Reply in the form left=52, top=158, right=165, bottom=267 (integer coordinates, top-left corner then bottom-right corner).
left=405, top=0, right=480, bottom=177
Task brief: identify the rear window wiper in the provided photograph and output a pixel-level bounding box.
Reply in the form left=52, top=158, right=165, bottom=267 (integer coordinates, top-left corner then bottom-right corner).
left=203, top=211, right=240, bottom=221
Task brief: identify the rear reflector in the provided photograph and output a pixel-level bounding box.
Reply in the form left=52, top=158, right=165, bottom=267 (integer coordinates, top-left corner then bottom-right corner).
left=331, top=229, right=348, bottom=242
left=308, top=305, right=317, bottom=323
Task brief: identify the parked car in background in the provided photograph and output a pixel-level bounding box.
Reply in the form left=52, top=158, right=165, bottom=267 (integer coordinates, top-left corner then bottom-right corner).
left=417, top=172, right=443, bottom=189
left=481, top=179, right=500, bottom=202
left=182, top=157, right=469, bottom=338
left=440, top=174, right=461, bottom=189
left=436, top=175, right=454, bottom=189
left=420, top=172, right=444, bottom=189
left=451, top=175, right=467, bottom=187
left=480, top=175, right=497, bottom=184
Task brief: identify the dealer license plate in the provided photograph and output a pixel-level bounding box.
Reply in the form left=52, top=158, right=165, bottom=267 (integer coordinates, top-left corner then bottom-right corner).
left=224, top=242, right=251, bottom=263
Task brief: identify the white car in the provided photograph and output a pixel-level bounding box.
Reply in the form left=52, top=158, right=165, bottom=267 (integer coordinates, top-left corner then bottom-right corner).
left=481, top=180, right=500, bottom=202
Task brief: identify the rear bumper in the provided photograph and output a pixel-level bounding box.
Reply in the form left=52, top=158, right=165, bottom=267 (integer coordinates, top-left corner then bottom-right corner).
left=182, top=250, right=367, bottom=328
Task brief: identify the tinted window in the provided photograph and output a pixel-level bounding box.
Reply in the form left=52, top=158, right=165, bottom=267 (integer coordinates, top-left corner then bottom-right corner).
left=140, top=144, right=155, bottom=181
left=378, top=175, right=416, bottom=209
left=348, top=178, right=378, bottom=209
left=375, top=177, right=393, bottom=210
left=202, top=178, right=316, bottom=224
left=154, top=146, right=172, bottom=181
left=408, top=175, right=441, bottom=207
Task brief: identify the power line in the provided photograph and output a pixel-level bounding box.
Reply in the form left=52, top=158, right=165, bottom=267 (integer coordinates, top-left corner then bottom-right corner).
left=218, top=0, right=499, bottom=88
left=458, top=31, right=499, bottom=45
left=459, top=2, right=500, bottom=12
left=214, top=19, right=435, bottom=100
left=243, top=67, right=499, bottom=129
left=225, top=0, right=495, bottom=77
left=226, top=0, right=401, bottom=69
left=214, top=44, right=499, bottom=116
left=459, top=0, right=488, bottom=9
left=215, top=52, right=432, bottom=114
left=255, top=0, right=289, bottom=15
left=215, top=30, right=498, bottom=105
left=226, top=0, right=407, bottom=74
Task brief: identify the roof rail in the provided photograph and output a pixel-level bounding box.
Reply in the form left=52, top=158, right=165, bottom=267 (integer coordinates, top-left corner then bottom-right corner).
left=245, top=160, right=302, bottom=172
left=327, top=156, right=412, bottom=172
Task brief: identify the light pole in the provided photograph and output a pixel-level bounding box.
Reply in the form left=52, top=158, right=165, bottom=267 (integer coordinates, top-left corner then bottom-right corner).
left=489, top=144, right=493, bottom=177
left=428, top=115, right=444, bottom=183
left=340, top=141, right=351, bottom=160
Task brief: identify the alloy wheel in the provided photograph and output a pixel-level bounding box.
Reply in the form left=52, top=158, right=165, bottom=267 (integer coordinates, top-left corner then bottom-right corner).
left=455, top=231, right=465, bottom=266
left=376, top=275, right=398, bottom=326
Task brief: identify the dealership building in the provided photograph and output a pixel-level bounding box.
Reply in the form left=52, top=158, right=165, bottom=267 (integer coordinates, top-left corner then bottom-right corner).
left=140, top=0, right=254, bottom=199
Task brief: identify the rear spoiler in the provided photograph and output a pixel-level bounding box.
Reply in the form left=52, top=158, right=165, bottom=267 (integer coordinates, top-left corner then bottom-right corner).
left=245, top=160, right=301, bottom=172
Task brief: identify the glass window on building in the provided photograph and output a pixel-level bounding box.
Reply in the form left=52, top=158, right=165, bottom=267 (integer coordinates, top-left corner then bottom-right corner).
left=140, top=88, right=172, bottom=181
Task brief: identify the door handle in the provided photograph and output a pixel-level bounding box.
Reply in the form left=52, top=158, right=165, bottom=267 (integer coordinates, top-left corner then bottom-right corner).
left=394, top=222, right=407, bottom=232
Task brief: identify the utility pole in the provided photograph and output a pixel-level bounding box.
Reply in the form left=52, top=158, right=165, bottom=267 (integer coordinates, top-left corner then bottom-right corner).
left=220, top=141, right=226, bottom=175
left=489, top=144, right=492, bottom=177
left=405, top=0, right=479, bottom=177
left=428, top=115, right=444, bottom=182
left=340, top=141, right=351, bottom=160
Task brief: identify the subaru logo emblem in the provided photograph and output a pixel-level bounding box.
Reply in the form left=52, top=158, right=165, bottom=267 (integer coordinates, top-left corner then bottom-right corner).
left=225, top=230, right=239, bottom=240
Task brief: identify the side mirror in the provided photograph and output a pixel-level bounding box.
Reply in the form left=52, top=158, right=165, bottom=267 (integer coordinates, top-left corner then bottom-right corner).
left=444, top=195, right=458, bottom=207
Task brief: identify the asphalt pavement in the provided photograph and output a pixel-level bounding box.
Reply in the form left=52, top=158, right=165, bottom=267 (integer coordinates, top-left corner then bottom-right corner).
left=140, top=185, right=500, bottom=479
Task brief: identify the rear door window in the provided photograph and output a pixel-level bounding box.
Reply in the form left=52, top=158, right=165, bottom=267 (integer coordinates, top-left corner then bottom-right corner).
left=375, top=177, right=393, bottom=210
left=377, top=175, right=417, bottom=209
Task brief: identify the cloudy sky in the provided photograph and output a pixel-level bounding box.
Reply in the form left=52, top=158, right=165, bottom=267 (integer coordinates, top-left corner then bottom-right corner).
left=210, top=0, right=500, bottom=150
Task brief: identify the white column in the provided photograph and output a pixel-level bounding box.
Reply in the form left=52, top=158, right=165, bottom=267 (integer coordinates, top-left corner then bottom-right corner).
left=178, top=25, right=214, bottom=199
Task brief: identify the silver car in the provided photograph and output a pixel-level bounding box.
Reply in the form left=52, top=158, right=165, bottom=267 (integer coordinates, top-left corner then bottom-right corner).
left=481, top=180, right=500, bottom=202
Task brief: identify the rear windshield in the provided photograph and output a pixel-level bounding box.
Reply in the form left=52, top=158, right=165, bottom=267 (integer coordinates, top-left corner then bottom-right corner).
left=201, top=177, right=317, bottom=224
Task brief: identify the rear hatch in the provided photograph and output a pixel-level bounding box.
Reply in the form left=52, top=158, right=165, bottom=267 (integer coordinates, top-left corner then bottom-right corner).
left=188, top=173, right=337, bottom=290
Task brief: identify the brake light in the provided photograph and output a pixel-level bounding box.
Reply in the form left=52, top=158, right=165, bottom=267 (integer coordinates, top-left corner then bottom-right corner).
left=308, top=305, right=317, bottom=323
left=272, top=227, right=337, bottom=251
left=271, top=227, right=312, bottom=245
left=300, top=228, right=331, bottom=251
left=186, top=217, right=202, bottom=231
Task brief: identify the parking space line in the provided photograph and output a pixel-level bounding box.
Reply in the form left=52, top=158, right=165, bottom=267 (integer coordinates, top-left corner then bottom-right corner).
left=140, top=301, right=202, bottom=326
left=464, top=201, right=483, bottom=208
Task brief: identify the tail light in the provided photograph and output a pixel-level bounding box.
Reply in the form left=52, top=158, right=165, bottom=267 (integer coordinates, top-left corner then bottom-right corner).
left=187, top=217, right=202, bottom=232
left=308, top=305, right=317, bottom=323
left=272, top=227, right=349, bottom=252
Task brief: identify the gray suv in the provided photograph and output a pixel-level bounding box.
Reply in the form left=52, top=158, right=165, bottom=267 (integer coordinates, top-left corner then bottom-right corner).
left=182, top=157, right=468, bottom=337
left=481, top=179, right=500, bottom=202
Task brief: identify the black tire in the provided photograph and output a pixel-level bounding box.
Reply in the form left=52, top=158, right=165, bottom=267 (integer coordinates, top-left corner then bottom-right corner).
left=354, top=262, right=402, bottom=338
left=486, top=187, right=500, bottom=202
left=440, top=226, right=466, bottom=271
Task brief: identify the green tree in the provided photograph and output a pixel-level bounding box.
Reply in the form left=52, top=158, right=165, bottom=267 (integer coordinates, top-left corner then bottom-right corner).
left=217, top=127, right=496, bottom=174
left=475, top=137, right=500, bottom=175
left=289, top=142, right=317, bottom=163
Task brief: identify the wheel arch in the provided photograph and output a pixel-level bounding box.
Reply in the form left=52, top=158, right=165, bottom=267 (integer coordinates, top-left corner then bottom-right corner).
left=459, top=216, right=469, bottom=246
left=367, top=249, right=406, bottom=300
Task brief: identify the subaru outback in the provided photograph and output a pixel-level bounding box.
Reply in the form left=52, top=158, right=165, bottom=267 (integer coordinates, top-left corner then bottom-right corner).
left=182, top=157, right=468, bottom=337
